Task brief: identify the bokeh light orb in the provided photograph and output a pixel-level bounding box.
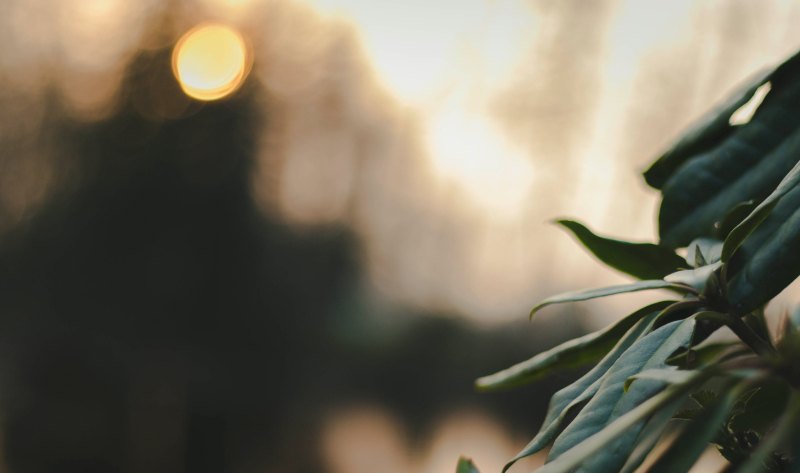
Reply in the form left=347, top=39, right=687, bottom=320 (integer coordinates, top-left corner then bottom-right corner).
left=172, top=23, right=252, bottom=101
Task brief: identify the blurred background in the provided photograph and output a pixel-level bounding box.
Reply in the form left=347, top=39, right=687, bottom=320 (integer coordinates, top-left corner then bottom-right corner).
left=1, top=1, right=800, bottom=472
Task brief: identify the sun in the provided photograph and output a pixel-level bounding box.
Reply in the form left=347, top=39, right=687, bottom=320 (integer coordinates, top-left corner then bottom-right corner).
left=172, top=23, right=252, bottom=101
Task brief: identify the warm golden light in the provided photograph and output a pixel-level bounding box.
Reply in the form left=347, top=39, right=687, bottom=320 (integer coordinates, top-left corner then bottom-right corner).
left=172, top=23, right=251, bottom=101
left=729, top=82, right=771, bottom=126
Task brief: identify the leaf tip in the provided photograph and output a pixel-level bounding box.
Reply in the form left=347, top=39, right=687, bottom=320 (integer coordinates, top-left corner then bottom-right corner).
left=473, top=376, right=492, bottom=392
left=529, top=304, right=543, bottom=321
left=456, top=456, right=481, bottom=473
left=623, top=377, right=635, bottom=392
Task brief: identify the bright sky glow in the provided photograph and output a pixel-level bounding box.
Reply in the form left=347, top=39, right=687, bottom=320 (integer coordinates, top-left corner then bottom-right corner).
left=172, top=23, right=252, bottom=101
left=308, top=0, right=538, bottom=220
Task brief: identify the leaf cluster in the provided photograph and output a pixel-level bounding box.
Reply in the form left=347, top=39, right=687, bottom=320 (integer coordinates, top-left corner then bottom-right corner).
left=460, top=49, right=800, bottom=473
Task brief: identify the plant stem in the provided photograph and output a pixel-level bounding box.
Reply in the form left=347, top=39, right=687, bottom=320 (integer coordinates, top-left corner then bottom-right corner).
left=726, top=315, right=777, bottom=358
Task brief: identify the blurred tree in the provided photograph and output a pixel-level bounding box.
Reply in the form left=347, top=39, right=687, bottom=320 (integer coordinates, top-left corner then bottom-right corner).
left=0, top=46, right=579, bottom=473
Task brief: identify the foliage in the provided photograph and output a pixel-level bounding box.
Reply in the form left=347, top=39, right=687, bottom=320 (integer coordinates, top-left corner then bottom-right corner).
left=460, top=49, right=800, bottom=472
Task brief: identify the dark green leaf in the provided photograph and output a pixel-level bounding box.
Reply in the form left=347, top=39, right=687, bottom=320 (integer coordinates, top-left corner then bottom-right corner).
left=501, top=307, right=666, bottom=472
left=728, top=379, right=790, bottom=436
left=667, top=342, right=746, bottom=369
left=477, top=301, right=674, bottom=391
left=694, top=311, right=729, bottom=325
left=723, top=158, right=800, bottom=261
left=530, top=280, right=692, bottom=319
left=715, top=200, right=757, bottom=239
left=674, top=389, right=719, bottom=421
left=547, top=318, right=697, bottom=470
left=643, top=66, right=774, bottom=190
left=743, top=309, right=772, bottom=347
left=691, top=389, right=719, bottom=408
left=646, top=381, right=744, bottom=473
left=727, top=387, right=761, bottom=430
left=648, top=47, right=800, bottom=191
left=726, top=185, right=800, bottom=313
left=737, top=391, right=800, bottom=473
left=456, top=457, right=480, bottom=473
left=555, top=219, right=686, bottom=279
left=657, top=70, right=800, bottom=248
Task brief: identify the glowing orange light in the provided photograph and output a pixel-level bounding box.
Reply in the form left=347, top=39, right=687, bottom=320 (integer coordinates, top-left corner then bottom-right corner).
left=172, top=23, right=252, bottom=101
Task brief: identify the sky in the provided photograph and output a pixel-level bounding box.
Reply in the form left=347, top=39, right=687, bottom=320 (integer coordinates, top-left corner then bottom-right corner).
left=2, top=0, right=800, bottom=326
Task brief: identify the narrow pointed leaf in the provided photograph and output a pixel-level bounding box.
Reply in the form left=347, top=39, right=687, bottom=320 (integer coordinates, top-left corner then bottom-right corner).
left=547, top=318, right=697, bottom=470
left=530, top=280, right=690, bottom=319
left=723, top=158, right=800, bottom=261
left=501, top=306, right=667, bottom=471
left=743, top=309, right=773, bottom=347
left=624, top=368, right=699, bottom=392
left=646, top=381, right=744, bottom=473
left=533, top=371, right=708, bottom=473
left=477, top=301, right=674, bottom=391
left=555, top=219, right=686, bottom=279
left=618, top=393, right=687, bottom=473
left=667, top=342, right=747, bottom=369
left=715, top=200, right=757, bottom=239
left=727, top=185, right=800, bottom=312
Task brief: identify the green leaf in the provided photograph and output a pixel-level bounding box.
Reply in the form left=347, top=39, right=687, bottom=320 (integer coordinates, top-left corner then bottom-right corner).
left=715, top=200, right=757, bottom=239
left=728, top=379, right=790, bottom=436
left=727, top=387, right=761, bottom=432
left=623, top=368, right=699, bottom=392
left=686, top=238, right=723, bottom=267
left=663, top=262, right=721, bottom=293
left=722, top=158, right=800, bottom=262
left=501, top=306, right=666, bottom=472
left=547, top=317, right=697, bottom=471
left=477, top=301, right=675, bottom=391
left=674, top=389, right=719, bottom=421
left=690, top=389, right=719, bottom=408
left=646, top=381, right=744, bottom=473
left=656, top=70, right=800, bottom=248
left=529, top=280, right=692, bottom=319
left=743, top=309, right=772, bottom=347
left=555, top=219, right=686, bottom=279
left=618, top=392, right=687, bottom=473
left=456, top=457, right=480, bottom=473
left=667, top=342, right=746, bottom=369
left=643, top=65, right=775, bottom=190
left=726, top=184, right=800, bottom=313
left=533, top=370, right=709, bottom=473
left=737, top=391, right=800, bottom=473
